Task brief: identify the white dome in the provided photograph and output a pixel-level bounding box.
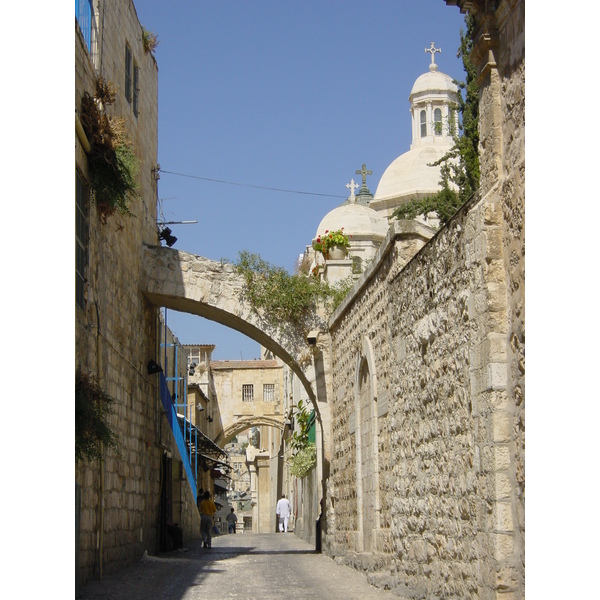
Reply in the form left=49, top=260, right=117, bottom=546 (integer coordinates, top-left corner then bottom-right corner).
left=372, top=142, right=453, bottom=204
left=410, top=63, right=458, bottom=99
left=314, top=202, right=388, bottom=241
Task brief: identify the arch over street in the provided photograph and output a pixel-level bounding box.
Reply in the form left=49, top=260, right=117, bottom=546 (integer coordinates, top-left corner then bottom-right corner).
left=141, top=243, right=327, bottom=412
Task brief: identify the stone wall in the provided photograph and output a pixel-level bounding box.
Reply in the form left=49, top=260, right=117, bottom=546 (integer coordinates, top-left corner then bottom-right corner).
left=324, top=1, right=524, bottom=598
left=75, top=0, right=200, bottom=585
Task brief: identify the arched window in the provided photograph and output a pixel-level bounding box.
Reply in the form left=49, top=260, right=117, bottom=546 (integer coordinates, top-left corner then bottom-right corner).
left=434, top=108, right=442, bottom=136
left=420, top=110, right=427, bottom=137
left=352, top=256, right=362, bottom=274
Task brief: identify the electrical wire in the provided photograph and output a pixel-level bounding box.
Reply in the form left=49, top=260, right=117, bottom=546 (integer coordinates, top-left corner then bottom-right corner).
left=158, top=168, right=346, bottom=199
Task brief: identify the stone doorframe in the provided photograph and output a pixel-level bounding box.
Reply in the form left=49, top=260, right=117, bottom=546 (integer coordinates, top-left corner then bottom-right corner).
left=353, top=335, right=381, bottom=553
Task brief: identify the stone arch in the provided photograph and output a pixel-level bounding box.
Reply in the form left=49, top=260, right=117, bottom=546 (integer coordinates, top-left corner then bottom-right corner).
left=353, top=335, right=381, bottom=553
left=141, top=243, right=327, bottom=414
left=216, top=415, right=284, bottom=448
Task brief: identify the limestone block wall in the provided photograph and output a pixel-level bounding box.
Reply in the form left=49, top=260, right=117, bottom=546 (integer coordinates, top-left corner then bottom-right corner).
left=324, top=2, right=524, bottom=597
left=75, top=0, right=202, bottom=586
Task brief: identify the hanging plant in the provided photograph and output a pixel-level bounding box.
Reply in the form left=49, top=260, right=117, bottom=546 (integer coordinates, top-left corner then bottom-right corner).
left=289, top=443, right=316, bottom=478
left=75, top=370, right=119, bottom=462
left=80, top=77, right=140, bottom=221
left=312, top=228, right=350, bottom=258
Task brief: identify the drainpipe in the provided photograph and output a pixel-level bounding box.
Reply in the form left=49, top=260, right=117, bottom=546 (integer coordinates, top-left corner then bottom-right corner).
left=99, top=441, right=104, bottom=579
left=95, top=300, right=104, bottom=579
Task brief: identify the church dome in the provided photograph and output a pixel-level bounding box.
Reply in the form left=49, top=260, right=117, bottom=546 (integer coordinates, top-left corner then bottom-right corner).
left=314, top=202, right=388, bottom=242
left=370, top=45, right=459, bottom=219
left=410, top=68, right=458, bottom=98
left=373, top=143, right=452, bottom=205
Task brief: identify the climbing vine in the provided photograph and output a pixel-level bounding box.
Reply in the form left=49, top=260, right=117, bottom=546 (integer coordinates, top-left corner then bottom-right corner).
left=75, top=370, right=119, bottom=462
left=290, top=443, right=316, bottom=478
left=234, top=251, right=353, bottom=332
left=80, top=77, right=140, bottom=221
left=289, top=400, right=316, bottom=477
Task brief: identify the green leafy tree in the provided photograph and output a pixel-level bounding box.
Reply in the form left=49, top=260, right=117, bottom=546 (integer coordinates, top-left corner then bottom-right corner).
left=393, top=14, right=479, bottom=226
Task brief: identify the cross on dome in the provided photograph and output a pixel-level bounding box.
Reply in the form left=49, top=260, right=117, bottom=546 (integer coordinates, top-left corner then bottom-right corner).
left=346, top=178, right=359, bottom=202
left=425, top=42, right=441, bottom=70
left=356, top=163, right=372, bottom=185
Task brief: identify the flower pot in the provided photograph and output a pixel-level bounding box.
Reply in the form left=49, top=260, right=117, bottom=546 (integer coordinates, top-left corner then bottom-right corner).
left=328, top=245, right=347, bottom=260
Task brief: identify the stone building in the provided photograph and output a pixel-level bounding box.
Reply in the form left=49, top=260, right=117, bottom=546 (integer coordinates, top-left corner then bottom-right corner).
left=314, top=2, right=525, bottom=598
left=76, top=1, right=524, bottom=597
left=75, top=0, right=202, bottom=587
left=210, top=358, right=284, bottom=532
left=370, top=44, right=460, bottom=223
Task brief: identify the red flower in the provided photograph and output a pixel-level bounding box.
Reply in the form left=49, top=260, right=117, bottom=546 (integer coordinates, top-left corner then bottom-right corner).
left=325, top=230, right=329, bottom=234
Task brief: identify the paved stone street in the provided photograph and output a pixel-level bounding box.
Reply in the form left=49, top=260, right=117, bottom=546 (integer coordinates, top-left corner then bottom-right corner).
left=77, top=532, right=396, bottom=599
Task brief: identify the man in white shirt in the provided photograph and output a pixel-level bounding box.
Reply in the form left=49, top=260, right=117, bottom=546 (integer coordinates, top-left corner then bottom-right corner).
left=276, top=494, right=292, bottom=533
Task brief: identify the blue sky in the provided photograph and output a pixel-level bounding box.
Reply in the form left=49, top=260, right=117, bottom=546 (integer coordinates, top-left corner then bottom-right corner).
left=132, top=1, right=467, bottom=359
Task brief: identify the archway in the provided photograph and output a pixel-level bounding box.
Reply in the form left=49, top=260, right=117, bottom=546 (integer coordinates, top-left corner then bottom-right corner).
left=354, top=336, right=381, bottom=553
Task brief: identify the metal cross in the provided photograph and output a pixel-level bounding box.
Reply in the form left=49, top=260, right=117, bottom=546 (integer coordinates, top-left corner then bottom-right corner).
left=346, top=178, right=359, bottom=201
left=425, top=42, right=441, bottom=65
left=355, top=164, right=372, bottom=185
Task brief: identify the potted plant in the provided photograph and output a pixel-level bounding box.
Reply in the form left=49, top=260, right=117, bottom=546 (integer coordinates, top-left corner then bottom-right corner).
left=312, top=228, right=350, bottom=260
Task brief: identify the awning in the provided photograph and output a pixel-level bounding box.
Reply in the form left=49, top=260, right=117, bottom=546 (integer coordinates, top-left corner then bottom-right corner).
left=176, top=414, right=228, bottom=462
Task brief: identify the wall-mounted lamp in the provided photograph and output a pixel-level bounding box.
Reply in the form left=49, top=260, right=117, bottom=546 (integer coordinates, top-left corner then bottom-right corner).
left=207, top=416, right=213, bottom=423
left=147, top=359, right=163, bottom=375
left=196, top=404, right=204, bottom=411
left=152, top=164, right=161, bottom=181
left=159, top=227, right=177, bottom=247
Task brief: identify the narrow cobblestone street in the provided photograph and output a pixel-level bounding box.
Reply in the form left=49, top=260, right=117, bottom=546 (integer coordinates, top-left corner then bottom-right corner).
left=77, top=533, right=396, bottom=600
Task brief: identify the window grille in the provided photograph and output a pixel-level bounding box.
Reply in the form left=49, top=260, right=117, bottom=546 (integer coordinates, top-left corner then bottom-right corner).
left=242, top=384, right=254, bottom=402
left=76, top=172, right=89, bottom=310
left=125, top=45, right=132, bottom=104
left=263, top=384, right=275, bottom=402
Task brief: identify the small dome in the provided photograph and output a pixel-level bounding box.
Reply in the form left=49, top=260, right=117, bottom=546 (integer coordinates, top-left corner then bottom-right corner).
left=410, top=64, right=458, bottom=99
left=314, top=202, right=388, bottom=241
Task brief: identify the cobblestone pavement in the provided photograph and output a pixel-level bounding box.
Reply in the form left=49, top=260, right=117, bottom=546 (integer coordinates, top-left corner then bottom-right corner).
left=77, top=532, right=397, bottom=599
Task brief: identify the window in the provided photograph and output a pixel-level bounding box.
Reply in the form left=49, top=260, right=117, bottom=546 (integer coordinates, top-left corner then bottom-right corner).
left=420, top=110, right=427, bottom=137
left=352, top=256, right=362, bottom=274
left=434, top=108, right=442, bottom=135
left=263, top=384, right=275, bottom=402
left=242, top=384, right=254, bottom=402
left=187, top=349, right=207, bottom=367
left=76, top=172, right=89, bottom=310
left=125, top=44, right=132, bottom=104
left=133, top=63, right=140, bottom=117
left=75, top=0, right=94, bottom=52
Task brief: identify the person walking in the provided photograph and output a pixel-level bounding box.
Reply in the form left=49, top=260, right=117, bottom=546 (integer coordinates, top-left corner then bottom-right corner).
left=226, top=507, right=238, bottom=534
left=199, top=491, right=217, bottom=548
left=276, top=494, right=291, bottom=533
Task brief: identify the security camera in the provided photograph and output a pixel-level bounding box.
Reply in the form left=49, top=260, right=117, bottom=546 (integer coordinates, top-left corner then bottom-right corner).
left=307, top=330, right=319, bottom=346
